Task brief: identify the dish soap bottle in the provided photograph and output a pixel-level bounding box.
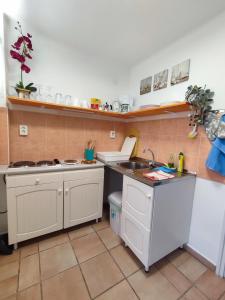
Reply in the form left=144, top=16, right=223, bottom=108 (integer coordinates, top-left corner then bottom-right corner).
left=178, top=152, right=184, bottom=173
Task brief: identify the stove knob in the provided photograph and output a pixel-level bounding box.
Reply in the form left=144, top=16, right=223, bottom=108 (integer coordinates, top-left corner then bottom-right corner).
left=35, top=178, right=40, bottom=185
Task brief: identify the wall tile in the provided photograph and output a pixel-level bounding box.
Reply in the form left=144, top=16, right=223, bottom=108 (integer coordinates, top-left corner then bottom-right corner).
left=0, top=108, right=9, bottom=164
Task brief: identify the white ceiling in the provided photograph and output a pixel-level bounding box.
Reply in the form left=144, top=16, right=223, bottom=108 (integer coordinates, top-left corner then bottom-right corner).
left=4, top=0, right=225, bottom=67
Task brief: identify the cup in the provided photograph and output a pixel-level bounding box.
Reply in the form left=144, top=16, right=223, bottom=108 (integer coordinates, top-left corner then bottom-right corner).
left=84, top=149, right=94, bottom=161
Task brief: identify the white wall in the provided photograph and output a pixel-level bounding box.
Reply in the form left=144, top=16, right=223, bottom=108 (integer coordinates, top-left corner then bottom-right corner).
left=188, top=178, right=225, bottom=265
left=0, top=13, right=6, bottom=107
left=129, top=11, right=225, bottom=110
left=129, top=11, right=225, bottom=265
left=5, top=15, right=129, bottom=103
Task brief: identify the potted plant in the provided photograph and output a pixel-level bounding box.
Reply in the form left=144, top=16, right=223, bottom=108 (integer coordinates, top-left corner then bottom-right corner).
left=10, top=21, right=37, bottom=98
left=185, top=85, right=214, bottom=138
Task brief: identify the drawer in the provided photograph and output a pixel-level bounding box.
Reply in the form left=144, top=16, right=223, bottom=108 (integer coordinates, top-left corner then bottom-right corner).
left=63, top=168, right=104, bottom=181
left=7, top=172, right=63, bottom=188
left=122, top=176, right=153, bottom=229
left=121, top=211, right=150, bottom=266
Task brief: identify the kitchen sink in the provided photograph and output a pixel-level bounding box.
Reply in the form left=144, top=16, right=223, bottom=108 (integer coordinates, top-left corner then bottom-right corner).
left=117, top=161, right=149, bottom=170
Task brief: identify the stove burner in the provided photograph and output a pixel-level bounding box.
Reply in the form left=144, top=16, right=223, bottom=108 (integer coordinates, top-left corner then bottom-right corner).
left=64, top=159, right=78, bottom=164
left=9, top=161, right=36, bottom=168
left=36, top=160, right=56, bottom=166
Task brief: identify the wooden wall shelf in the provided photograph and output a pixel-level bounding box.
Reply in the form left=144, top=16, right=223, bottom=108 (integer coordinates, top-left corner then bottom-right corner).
left=7, top=96, right=190, bottom=120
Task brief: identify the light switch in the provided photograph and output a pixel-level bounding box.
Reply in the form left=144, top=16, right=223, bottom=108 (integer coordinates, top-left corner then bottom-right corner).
left=19, top=125, right=28, bottom=136
left=110, top=130, right=116, bottom=139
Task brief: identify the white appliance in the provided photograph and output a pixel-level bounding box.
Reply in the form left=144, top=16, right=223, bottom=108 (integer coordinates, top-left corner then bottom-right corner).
left=97, top=136, right=137, bottom=162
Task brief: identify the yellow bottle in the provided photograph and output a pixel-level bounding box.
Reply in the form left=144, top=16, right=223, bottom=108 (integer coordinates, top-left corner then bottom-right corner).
left=178, top=152, right=184, bottom=173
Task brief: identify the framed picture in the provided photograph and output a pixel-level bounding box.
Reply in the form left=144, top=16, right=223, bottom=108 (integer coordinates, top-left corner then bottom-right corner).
left=153, top=69, right=168, bottom=91
left=171, top=59, right=190, bottom=86
left=140, top=76, right=152, bottom=95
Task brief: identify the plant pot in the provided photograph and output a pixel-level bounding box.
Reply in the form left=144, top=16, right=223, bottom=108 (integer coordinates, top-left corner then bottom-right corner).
left=15, top=88, right=31, bottom=99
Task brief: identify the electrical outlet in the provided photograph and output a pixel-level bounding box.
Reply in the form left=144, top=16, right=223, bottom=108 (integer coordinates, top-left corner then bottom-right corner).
left=19, top=125, right=28, bottom=136
left=110, top=130, right=116, bottom=139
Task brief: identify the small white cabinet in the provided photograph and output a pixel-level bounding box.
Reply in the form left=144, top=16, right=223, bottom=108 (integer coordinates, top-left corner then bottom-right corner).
left=63, top=169, right=104, bottom=228
left=121, top=175, right=196, bottom=271
left=7, top=173, right=63, bottom=244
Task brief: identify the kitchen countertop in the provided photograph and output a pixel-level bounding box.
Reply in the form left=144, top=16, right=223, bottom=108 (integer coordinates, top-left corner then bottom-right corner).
left=0, top=158, right=195, bottom=187
left=0, top=160, right=104, bottom=176
left=105, top=160, right=196, bottom=187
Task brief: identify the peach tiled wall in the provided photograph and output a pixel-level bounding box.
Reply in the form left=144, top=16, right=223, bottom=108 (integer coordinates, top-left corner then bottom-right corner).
left=9, top=110, right=125, bottom=162
left=0, top=107, right=9, bottom=164
left=126, top=118, right=225, bottom=185
left=7, top=111, right=225, bottom=185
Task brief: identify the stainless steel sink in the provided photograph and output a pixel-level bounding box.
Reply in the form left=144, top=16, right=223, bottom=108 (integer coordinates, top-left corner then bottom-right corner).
left=117, top=161, right=149, bottom=170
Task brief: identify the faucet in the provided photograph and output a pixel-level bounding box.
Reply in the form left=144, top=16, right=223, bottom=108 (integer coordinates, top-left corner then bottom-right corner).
left=143, top=148, right=155, bottom=166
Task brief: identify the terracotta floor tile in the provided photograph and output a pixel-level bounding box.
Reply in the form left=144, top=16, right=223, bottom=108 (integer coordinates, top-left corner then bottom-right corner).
left=168, top=249, right=191, bottom=267
left=196, top=270, right=225, bottom=300
left=156, top=259, right=192, bottom=294
left=0, top=250, right=20, bottom=266
left=4, top=296, right=17, bottom=300
left=40, top=242, right=77, bottom=280
left=19, top=253, right=40, bottom=291
left=92, top=219, right=110, bottom=231
left=81, top=252, right=124, bottom=298
left=42, top=266, right=90, bottom=300
left=18, top=284, right=41, bottom=300
left=0, top=261, right=19, bottom=282
left=110, top=245, right=142, bottom=277
left=181, top=286, right=207, bottom=300
left=71, top=232, right=106, bottom=263
left=0, top=276, right=17, bottom=300
left=96, top=280, right=138, bottom=300
left=128, top=267, right=180, bottom=300
left=68, top=225, right=94, bottom=240
left=20, top=243, right=39, bottom=258
left=98, top=227, right=122, bottom=249
left=219, top=291, right=225, bottom=300
left=178, top=257, right=207, bottom=282
left=39, top=233, right=69, bottom=251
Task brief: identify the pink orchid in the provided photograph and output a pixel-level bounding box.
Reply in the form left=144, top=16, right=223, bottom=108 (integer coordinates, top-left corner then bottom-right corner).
left=10, top=50, right=25, bottom=63
left=21, top=63, right=30, bottom=73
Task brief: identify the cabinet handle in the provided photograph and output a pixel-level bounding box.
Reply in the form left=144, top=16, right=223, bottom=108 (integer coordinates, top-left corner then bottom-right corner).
left=58, top=189, right=62, bottom=194
left=35, top=178, right=40, bottom=185
left=146, top=194, right=152, bottom=199
left=65, top=189, right=69, bottom=195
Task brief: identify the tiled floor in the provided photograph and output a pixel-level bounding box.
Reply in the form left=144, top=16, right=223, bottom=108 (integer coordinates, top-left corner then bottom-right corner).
left=0, top=218, right=225, bottom=300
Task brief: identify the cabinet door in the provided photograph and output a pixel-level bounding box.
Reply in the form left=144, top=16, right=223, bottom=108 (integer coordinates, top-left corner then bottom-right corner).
left=122, top=176, right=153, bottom=229
left=7, top=182, right=63, bottom=244
left=121, top=211, right=150, bottom=266
left=64, top=178, right=103, bottom=228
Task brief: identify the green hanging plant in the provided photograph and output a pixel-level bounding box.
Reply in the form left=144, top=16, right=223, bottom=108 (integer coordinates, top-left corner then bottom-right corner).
left=185, top=85, right=214, bottom=126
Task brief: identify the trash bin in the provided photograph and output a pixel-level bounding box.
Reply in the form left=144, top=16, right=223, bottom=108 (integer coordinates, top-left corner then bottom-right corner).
left=108, top=191, right=122, bottom=235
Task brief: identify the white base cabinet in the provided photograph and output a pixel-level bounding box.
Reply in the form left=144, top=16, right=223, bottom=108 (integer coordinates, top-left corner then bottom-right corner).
left=121, top=175, right=196, bottom=271
left=63, top=169, right=104, bottom=228
left=7, top=173, right=64, bottom=245
left=6, top=168, right=104, bottom=245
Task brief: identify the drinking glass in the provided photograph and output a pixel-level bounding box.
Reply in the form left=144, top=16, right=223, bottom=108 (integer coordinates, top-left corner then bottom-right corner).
left=55, top=93, right=63, bottom=104
left=64, top=95, right=72, bottom=106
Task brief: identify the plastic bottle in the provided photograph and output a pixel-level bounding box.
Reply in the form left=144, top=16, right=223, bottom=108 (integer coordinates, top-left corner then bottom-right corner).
left=178, top=152, right=184, bottom=173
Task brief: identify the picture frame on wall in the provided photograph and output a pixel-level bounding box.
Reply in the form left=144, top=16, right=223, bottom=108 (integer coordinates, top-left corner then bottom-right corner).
left=171, top=59, right=190, bottom=86
left=153, top=69, right=168, bottom=91
left=140, top=76, right=152, bottom=95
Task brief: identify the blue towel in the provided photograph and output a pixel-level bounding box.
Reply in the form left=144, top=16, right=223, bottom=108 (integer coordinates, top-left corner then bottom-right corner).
left=206, top=116, right=225, bottom=176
